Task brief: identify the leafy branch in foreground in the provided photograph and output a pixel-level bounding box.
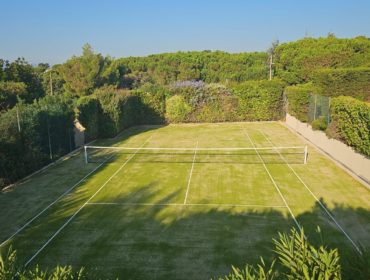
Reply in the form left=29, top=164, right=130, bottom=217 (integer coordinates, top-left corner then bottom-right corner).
left=0, top=246, right=86, bottom=280
left=216, top=227, right=349, bottom=280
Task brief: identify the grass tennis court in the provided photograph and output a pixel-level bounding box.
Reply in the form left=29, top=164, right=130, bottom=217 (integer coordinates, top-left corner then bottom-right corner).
left=1, top=122, right=369, bottom=279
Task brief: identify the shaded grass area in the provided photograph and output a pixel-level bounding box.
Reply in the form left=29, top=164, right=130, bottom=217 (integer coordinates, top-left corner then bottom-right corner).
left=0, top=122, right=369, bottom=279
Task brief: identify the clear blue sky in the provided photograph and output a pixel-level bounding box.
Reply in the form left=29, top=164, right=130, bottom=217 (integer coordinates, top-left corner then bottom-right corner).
left=1, top=0, right=369, bottom=64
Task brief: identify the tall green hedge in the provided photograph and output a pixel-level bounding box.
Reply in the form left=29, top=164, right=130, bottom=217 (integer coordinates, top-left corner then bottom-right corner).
left=132, top=84, right=167, bottom=124
left=76, top=96, right=101, bottom=142
left=285, top=83, right=317, bottom=122
left=329, top=96, right=370, bottom=156
left=0, top=96, right=75, bottom=188
left=95, top=86, right=141, bottom=138
left=233, top=80, right=285, bottom=121
left=312, top=67, right=370, bottom=101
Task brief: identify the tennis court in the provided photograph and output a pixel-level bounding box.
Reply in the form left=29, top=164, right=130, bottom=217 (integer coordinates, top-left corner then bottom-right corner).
left=1, top=122, right=369, bottom=279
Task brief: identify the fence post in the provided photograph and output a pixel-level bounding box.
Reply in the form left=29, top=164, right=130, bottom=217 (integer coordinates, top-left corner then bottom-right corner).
left=304, top=145, right=308, bottom=164
left=84, top=146, right=88, bottom=164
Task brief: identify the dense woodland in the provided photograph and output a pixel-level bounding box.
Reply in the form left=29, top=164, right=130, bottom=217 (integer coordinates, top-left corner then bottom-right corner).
left=1, top=35, right=370, bottom=188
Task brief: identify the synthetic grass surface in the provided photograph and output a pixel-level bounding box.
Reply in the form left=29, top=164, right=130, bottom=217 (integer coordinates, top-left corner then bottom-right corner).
left=0, top=122, right=369, bottom=279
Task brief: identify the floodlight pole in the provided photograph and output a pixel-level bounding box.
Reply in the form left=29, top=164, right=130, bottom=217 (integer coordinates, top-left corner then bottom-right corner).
left=44, top=68, right=53, bottom=95
left=16, top=106, right=21, bottom=132
left=269, top=54, right=273, bottom=80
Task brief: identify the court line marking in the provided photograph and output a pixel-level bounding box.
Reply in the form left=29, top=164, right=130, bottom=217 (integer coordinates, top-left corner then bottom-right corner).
left=0, top=159, right=107, bottom=248
left=259, top=129, right=361, bottom=253
left=86, top=202, right=287, bottom=208
left=240, top=126, right=301, bottom=230
left=24, top=136, right=153, bottom=267
left=183, top=141, right=198, bottom=204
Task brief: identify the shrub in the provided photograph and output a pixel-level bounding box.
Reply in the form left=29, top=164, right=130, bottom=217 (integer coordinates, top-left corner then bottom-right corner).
left=329, top=96, right=370, bottom=156
left=285, top=83, right=317, bottom=122
left=0, top=81, right=27, bottom=111
left=165, top=95, right=192, bottom=122
left=311, top=116, right=328, bottom=131
left=216, top=227, right=342, bottom=280
left=232, top=80, right=285, bottom=121
left=75, top=96, right=102, bottom=142
left=313, top=67, right=370, bottom=101
left=95, top=86, right=140, bottom=137
left=132, top=83, right=167, bottom=124
left=0, top=247, right=87, bottom=280
left=0, top=96, right=75, bottom=188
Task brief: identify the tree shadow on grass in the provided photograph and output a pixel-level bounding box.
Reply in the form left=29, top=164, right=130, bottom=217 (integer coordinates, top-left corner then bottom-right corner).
left=22, top=184, right=370, bottom=280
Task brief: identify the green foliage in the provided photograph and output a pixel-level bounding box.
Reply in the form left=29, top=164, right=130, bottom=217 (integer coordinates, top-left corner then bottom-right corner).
left=215, top=259, right=277, bottom=280
left=312, top=67, right=370, bottom=101
left=41, top=64, right=66, bottom=96
left=285, top=83, right=317, bottom=122
left=275, top=36, right=370, bottom=84
left=311, top=116, right=328, bottom=131
left=0, top=247, right=87, bottom=280
left=165, top=95, right=192, bottom=123
left=329, top=96, right=370, bottom=156
left=273, top=227, right=341, bottom=280
left=75, top=96, right=101, bottom=142
left=61, top=44, right=106, bottom=96
left=0, top=81, right=27, bottom=111
left=0, top=96, right=75, bottom=188
left=95, top=86, right=140, bottom=137
left=233, top=80, right=285, bottom=121
left=117, top=50, right=268, bottom=86
left=0, top=57, right=45, bottom=103
left=132, top=83, right=167, bottom=124
left=218, top=227, right=342, bottom=280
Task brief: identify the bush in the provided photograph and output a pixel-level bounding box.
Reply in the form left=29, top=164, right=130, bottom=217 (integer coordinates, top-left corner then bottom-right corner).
left=329, top=96, right=370, bottom=156
left=0, top=96, right=75, bottom=188
left=75, top=96, right=101, bottom=142
left=311, top=116, right=328, bottom=131
left=233, top=80, right=285, bottom=121
left=132, top=83, right=167, bottom=124
left=285, top=83, right=317, bottom=122
left=165, top=95, right=192, bottom=122
left=95, top=86, right=140, bottom=137
left=0, top=247, right=87, bottom=280
left=313, top=67, right=370, bottom=101
left=216, top=227, right=342, bottom=280
left=0, top=81, right=27, bottom=111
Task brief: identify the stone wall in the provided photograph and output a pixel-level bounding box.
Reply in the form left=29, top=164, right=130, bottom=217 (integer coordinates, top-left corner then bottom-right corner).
left=285, top=113, right=370, bottom=185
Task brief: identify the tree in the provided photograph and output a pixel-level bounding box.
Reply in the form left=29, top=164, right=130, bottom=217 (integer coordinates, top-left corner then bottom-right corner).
left=61, top=44, right=105, bottom=96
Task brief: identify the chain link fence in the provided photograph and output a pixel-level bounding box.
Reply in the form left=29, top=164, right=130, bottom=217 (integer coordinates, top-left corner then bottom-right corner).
left=308, top=94, right=331, bottom=125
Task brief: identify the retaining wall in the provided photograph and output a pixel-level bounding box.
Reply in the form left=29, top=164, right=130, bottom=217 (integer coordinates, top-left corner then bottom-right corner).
left=285, top=113, right=370, bottom=185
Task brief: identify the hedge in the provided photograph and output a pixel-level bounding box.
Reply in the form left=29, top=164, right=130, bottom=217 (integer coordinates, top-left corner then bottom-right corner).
left=285, top=83, right=317, bottom=122
left=329, top=96, right=370, bottom=156
left=233, top=80, right=285, bottom=121
left=95, top=86, right=141, bottom=138
left=0, top=96, right=75, bottom=188
left=76, top=96, right=101, bottom=142
left=132, top=84, right=167, bottom=124
left=312, top=67, right=370, bottom=101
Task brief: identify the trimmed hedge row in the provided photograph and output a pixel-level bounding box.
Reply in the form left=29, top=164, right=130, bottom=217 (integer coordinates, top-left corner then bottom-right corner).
left=312, top=67, right=370, bottom=101
left=161, top=80, right=285, bottom=123
left=285, top=83, right=317, bottom=122
left=233, top=80, right=285, bottom=121
left=329, top=96, right=370, bottom=156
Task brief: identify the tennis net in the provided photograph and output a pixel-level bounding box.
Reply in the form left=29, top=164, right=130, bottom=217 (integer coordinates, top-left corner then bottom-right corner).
left=84, top=145, right=308, bottom=165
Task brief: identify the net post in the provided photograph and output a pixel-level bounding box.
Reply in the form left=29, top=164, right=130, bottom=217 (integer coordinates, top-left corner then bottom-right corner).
left=304, top=145, right=308, bottom=164
left=84, top=146, right=88, bottom=164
